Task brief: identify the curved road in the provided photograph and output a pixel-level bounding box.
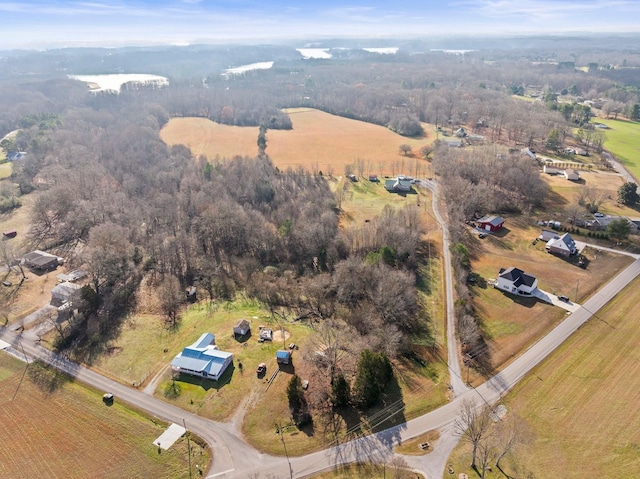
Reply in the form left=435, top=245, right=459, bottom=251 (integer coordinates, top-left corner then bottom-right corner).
left=3, top=189, right=640, bottom=478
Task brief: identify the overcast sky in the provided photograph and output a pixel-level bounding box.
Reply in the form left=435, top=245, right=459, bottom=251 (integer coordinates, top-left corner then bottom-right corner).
left=2, top=0, right=639, bottom=49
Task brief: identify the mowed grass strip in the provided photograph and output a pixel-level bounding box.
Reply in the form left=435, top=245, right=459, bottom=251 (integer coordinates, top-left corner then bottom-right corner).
left=597, top=118, right=640, bottom=180
left=160, top=108, right=433, bottom=176
left=309, top=463, right=425, bottom=479
left=0, top=354, right=208, bottom=479
left=448, top=274, right=640, bottom=479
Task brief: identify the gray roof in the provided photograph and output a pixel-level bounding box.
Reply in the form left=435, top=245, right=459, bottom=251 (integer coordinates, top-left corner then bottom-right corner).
left=498, top=267, right=536, bottom=287
left=547, top=232, right=576, bottom=252
left=478, top=215, right=504, bottom=227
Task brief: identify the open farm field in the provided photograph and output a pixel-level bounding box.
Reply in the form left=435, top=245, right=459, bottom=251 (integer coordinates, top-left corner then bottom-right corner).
left=160, top=108, right=434, bottom=176
left=447, top=274, right=640, bottom=479
left=467, top=213, right=633, bottom=378
left=0, top=354, right=208, bottom=479
left=597, top=118, right=640, bottom=180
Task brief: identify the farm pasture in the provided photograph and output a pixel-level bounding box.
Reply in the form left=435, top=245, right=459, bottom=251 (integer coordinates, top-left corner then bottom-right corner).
left=0, top=354, right=208, bottom=479
left=597, top=118, right=640, bottom=181
left=160, top=108, right=434, bottom=176
left=448, top=274, right=640, bottom=479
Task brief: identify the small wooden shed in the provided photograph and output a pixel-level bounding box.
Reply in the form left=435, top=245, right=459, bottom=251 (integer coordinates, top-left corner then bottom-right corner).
left=233, top=319, right=250, bottom=337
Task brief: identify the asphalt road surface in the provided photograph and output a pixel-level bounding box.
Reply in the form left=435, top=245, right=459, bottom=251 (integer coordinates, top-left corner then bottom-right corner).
left=2, top=214, right=640, bottom=478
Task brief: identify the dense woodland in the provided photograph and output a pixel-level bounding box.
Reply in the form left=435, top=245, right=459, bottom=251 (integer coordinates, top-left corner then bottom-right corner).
left=1, top=35, right=640, bottom=393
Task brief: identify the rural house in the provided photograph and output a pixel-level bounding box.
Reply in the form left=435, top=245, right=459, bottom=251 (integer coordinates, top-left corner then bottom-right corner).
left=233, top=319, right=250, bottom=337
left=564, top=169, right=580, bottom=181
left=591, top=215, right=639, bottom=232
left=51, top=281, right=82, bottom=306
left=7, top=151, right=26, bottom=161
left=477, top=215, right=504, bottom=232
left=495, top=267, right=538, bottom=296
left=546, top=232, right=578, bottom=256
left=538, top=229, right=560, bottom=241
left=276, top=350, right=292, bottom=365
left=543, top=165, right=562, bottom=175
left=384, top=175, right=412, bottom=193
left=170, top=333, right=233, bottom=381
left=23, top=250, right=62, bottom=272
left=521, top=148, right=536, bottom=160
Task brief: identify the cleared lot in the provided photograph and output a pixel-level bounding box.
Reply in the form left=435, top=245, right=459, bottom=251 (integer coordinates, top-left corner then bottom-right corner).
left=0, top=354, right=209, bottom=479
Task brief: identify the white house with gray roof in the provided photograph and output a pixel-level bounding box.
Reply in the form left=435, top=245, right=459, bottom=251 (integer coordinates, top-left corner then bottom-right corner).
left=495, top=267, right=538, bottom=296
left=546, top=232, right=578, bottom=256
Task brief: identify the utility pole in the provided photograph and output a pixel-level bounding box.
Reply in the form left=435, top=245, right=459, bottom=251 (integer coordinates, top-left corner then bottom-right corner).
left=183, top=419, right=192, bottom=479
left=277, top=422, right=293, bottom=479
left=12, top=338, right=30, bottom=401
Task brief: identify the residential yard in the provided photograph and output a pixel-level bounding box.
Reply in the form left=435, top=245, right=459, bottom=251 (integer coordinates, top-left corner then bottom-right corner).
left=540, top=169, right=640, bottom=219
left=0, top=191, right=73, bottom=327
left=447, top=275, right=640, bottom=479
left=160, top=108, right=434, bottom=177
left=0, top=354, right=209, bottom=479
left=467, top=213, right=633, bottom=379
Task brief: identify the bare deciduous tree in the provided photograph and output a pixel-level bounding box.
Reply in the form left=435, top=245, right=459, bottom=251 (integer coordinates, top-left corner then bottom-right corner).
left=454, top=400, right=493, bottom=469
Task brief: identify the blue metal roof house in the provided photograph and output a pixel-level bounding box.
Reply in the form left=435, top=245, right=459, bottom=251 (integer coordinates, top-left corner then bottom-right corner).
left=171, top=333, right=233, bottom=381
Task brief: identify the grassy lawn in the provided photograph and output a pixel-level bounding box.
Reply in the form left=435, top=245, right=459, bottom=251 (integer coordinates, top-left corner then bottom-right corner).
left=160, top=108, right=434, bottom=177
left=0, top=354, right=209, bottom=479
left=596, top=118, right=640, bottom=181
left=467, top=213, right=633, bottom=379
left=80, top=296, right=309, bottom=422
left=394, top=429, right=440, bottom=456
left=0, top=161, right=11, bottom=179
left=447, top=274, right=640, bottom=479
left=309, top=463, right=425, bottom=478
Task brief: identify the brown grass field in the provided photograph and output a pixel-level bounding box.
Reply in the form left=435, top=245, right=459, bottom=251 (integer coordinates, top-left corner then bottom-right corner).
left=467, top=212, right=633, bottom=381
left=447, top=274, right=640, bottom=479
left=160, top=108, right=434, bottom=176
left=0, top=354, right=209, bottom=479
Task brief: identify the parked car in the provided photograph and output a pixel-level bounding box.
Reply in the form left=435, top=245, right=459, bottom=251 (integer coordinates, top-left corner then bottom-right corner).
left=103, top=392, right=114, bottom=403
left=594, top=213, right=605, bottom=218
left=256, top=363, right=266, bottom=375
left=557, top=295, right=570, bottom=302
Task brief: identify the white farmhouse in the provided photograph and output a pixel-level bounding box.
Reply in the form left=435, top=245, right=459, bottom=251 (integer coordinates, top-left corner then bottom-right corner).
left=495, top=267, right=538, bottom=296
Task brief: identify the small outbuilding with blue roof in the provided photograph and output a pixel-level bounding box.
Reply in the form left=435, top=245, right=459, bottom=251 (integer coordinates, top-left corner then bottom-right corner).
left=276, top=350, right=292, bottom=365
